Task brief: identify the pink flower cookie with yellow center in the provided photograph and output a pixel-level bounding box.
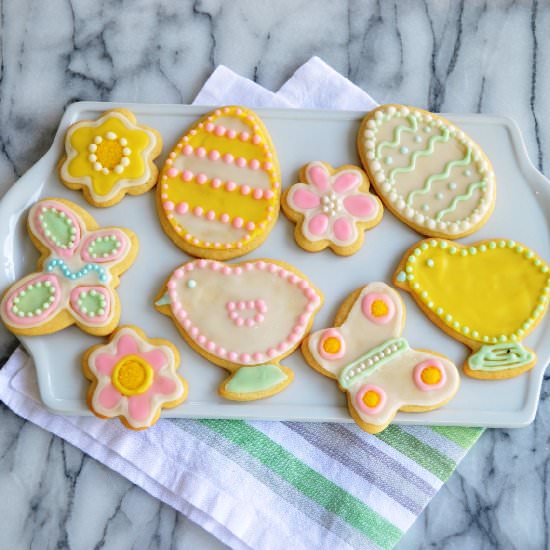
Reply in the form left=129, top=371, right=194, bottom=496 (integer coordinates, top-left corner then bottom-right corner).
left=83, top=326, right=188, bottom=430
left=282, top=161, right=383, bottom=255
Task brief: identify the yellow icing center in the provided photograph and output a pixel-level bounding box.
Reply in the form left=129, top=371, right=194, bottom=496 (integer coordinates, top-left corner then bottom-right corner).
left=322, top=336, right=341, bottom=354
left=96, top=140, right=123, bottom=169
left=371, top=299, right=389, bottom=317
left=362, top=390, right=381, bottom=408
left=111, top=355, right=153, bottom=396
left=399, top=240, right=550, bottom=343
left=421, top=366, right=442, bottom=385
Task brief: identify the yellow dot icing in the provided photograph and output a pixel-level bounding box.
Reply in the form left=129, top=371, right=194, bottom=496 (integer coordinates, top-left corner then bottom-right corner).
left=421, top=366, right=442, bottom=385
left=323, top=336, right=342, bottom=354
left=396, top=239, right=550, bottom=344
left=371, top=299, right=389, bottom=318
left=111, top=355, right=154, bottom=396
left=362, top=390, right=381, bottom=408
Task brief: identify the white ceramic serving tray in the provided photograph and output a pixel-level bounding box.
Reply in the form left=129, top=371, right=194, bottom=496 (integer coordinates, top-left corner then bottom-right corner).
left=1, top=102, right=549, bottom=428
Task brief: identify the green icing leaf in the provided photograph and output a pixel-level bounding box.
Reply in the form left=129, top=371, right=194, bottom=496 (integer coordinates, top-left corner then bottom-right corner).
left=468, top=342, right=534, bottom=371
left=77, top=291, right=106, bottom=316
left=225, top=364, right=288, bottom=394
left=41, top=209, right=74, bottom=247
left=87, top=235, right=120, bottom=258
left=13, top=284, right=54, bottom=315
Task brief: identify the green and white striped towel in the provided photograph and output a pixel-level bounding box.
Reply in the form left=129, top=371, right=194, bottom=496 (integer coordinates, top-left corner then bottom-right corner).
left=0, top=57, right=484, bottom=550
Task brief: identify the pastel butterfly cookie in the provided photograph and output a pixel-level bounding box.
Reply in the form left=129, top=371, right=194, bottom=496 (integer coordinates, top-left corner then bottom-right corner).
left=59, top=108, right=162, bottom=207
left=395, top=238, right=550, bottom=380
left=282, top=162, right=383, bottom=255
left=358, top=104, right=496, bottom=238
left=302, top=282, right=460, bottom=433
left=157, top=106, right=281, bottom=259
left=155, top=258, right=323, bottom=401
left=83, top=326, right=188, bottom=430
left=0, top=198, right=138, bottom=336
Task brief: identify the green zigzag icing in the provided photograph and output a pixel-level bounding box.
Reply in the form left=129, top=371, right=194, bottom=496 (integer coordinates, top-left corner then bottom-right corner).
left=376, top=115, right=418, bottom=158
left=406, top=146, right=472, bottom=207
left=435, top=180, right=486, bottom=221
left=388, top=128, right=450, bottom=184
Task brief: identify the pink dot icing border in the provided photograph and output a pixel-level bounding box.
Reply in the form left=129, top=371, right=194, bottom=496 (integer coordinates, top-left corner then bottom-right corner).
left=355, top=384, right=387, bottom=415
left=166, top=259, right=321, bottom=365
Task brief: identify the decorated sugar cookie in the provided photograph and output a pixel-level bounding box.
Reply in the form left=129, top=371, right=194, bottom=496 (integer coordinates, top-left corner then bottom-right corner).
left=155, top=258, right=323, bottom=400
left=59, top=108, right=162, bottom=207
left=302, top=282, right=460, bottom=433
left=282, top=162, right=383, bottom=255
left=358, top=104, right=496, bottom=238
left=394, top=238, right=550, bottom=380
left=0, top=198, right=138, bottom=336
left=157, top=106, right=281, bottom=260
left=83, top=326, right=188, bottom=430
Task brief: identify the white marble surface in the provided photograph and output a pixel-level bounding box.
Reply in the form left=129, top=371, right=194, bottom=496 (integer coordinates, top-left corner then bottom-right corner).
left=1, top=0, right=550, bottom=548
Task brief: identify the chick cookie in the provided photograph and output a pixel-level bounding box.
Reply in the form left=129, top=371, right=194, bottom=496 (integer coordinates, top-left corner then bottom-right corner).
left=59, top=108, right=162, bottom=207
left=282, top=161, right=383, bottom=255
left=157, top=106, right=281, bottom=260
left=302, top=282, right=460, bottom=434
left=0, top=198, right=138, bottom=337
left=394, top=238, right=550, bottom=380
left=358, top=104, right=496, bottom=238
left=83, top=326, right=188, bottom=430
left=155, top=258, right=323, bottom=401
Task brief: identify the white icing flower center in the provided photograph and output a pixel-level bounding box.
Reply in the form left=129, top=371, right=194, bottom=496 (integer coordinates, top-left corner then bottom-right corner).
left=321, top=191, right=343, bottom=216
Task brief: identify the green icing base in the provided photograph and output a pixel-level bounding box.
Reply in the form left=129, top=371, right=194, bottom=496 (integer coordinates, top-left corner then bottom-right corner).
left=225, top=364, right=288, bottom=395
left=468, top=342, right=534, bottom=371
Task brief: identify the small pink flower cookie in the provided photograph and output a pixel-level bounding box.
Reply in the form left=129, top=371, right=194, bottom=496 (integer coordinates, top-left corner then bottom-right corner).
left=282, top=162, right=383, bottom=255
left=302, top=282, right=460, bottom=434
left=83, top=326, right=188, bottom=430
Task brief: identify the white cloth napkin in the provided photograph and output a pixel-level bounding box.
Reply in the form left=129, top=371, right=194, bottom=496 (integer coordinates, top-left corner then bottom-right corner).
left=0, top=57, right=483, bottom=550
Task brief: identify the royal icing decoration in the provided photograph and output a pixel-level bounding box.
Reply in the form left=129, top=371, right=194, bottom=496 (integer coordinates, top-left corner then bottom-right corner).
left=84, top=327, right=187, bottom=429
left=395, top=238, right=550, bottom=379
left=155, top=258, right=323, bottom=400
left=358, top=104, right=496, bottom=238
left=157, top=106, right=281, bottom=259
left=304, top=282, right=459, bottom=433
left=60, top=109, right=161, bottom=206
left=0, top=198, right=137, bottom=336
left=283, top=162, right=383, bottom=254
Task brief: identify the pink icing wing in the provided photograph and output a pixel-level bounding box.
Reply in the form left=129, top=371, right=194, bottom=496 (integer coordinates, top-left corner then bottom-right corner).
left=30, top=200, right=84, bottom=258
left=69, top=285, right=114, bottom=327
left=80, top=228, right=130, bottom=264
left=1, top=273, right=63, bottom=329
left=305, top=162, right=330, bottom=192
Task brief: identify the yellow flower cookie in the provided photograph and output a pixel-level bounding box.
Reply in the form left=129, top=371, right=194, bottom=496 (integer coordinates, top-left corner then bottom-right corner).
left=59, top=108, right=162, bottom=207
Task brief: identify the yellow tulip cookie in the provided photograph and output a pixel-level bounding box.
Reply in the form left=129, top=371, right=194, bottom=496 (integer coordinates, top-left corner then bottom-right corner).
left=394, top=238, right=550, bottom=379
left=358, top=104, right=496, bottom=239
left=59, top=108, right=162, bottom=207
left=157, top=106, right=281, bottom=260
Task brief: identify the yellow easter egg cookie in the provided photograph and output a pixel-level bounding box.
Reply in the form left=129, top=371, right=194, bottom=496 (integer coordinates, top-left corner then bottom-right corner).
left=358, top=104, right=496, bottom=239
left=156, top=106, right=281, bottom=259
left=394, top=238, right=550, bottom=380
left=59, top=108, right=162, bottom=207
